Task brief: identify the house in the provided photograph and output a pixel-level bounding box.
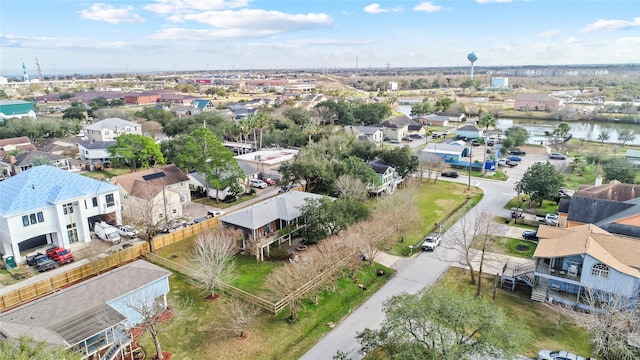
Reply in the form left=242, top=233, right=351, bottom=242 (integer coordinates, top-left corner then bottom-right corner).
left=456, top=123, right=483, bottom=139
left=344, top=126, right=384, bottom=147
left=0, top=100, right=36, bottom=120
left=374, top=115, right=416, bottom=142
left=78, top=140, right=117, bottom=166
left=112, top=164, right=191, bottom=226
left=296, top=93, right=327, bottom=110
left=0, top=136, right=37, bottom=158
left=526, top=224, right=640, bottom=310
left=7, top=150, right=73, bottom=175
left=420, top=142, right=467, bottom=162
left=0, top=260, right=171, bottom=360
left=191, top=99, right=216, bottom=112
left=158, top=94, right=198, bottom=106
left=368, top=159, right=402, bottom=195
left=0, top=165, right=122, bottom=264
left=434, top=111, right=466, bottom=124
left=234, top=148, right=299, bottom=177
left=84, top=118, right=143, bottom=142
left=0, top=161, right=10, bottom=181
left=124, top=90, right=179, bottom=105
left=514, top=93, right=562, bottom=111
left=186, top=162, right=258, bottom=200
left=559, top=180, right=640, bottom=238
left=219, top=190, right=329, bottom=261
left=418, top=113, right=449, bottom=127
left=625, top=149, right=640, bottom=167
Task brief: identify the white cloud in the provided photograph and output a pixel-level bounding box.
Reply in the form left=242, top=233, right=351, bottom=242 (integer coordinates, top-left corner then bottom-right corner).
left=580, top=17, right=640, bottom=33
left=538, top=30, right=560, bottom=38
left=364, top=4, right=388, bottom=14
left=165, top=9, right=332, bottom=34
left=413, top=2, right=443, bottom=13
left=564, top=37, right=583, bottom=45
left=475, top=0, right=512, bottom=3
left=144, top=0, right=248, bottom=14
left=78, top=3, right=145, bottom=24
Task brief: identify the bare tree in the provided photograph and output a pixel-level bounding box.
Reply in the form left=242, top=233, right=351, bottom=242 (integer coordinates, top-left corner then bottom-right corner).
left=418, top=153, right=444, bottom=183
left=263, top=261, right=308, bottom=321
left=125, top=293, right=170, bottom=360
left=560, top=287, right=640, bottom=360
left=217, top=296, right=260, bottom=339
left=374, top=183, right=421, bottom=243
left=473, top=210, right=498, bottom=298
left=350, top=215, right=393, bottom=267
left=190, top=229, right=239, bottom=300
left=442, top=208, right=487, bottom=285
left=334, top=174, right=369, bottom=200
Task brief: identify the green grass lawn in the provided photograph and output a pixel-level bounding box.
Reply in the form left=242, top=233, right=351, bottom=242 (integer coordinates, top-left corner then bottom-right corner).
left=138, top=262, right=394, bottom=360
left=495, top=237, right=537, bottom=259
left=436, top=268, right=593, bottom=359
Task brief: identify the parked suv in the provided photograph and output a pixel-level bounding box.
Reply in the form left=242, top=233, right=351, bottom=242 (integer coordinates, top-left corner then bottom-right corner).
left=549, top=152, right=567, bottom=160
left=421, top=232, right=442, bottom=251
left=509, top=149, right=526, bottom=156
left=545, top=214, right=559, bottom=226
left=25, top=253, right=56, bottom=272
left=249, top=179, right=268, bottom=189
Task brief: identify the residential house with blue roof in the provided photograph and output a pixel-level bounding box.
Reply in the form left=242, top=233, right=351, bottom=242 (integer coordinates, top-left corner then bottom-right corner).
left=0, top=165, right=122, bottom=263
left=191, top=99, right=216, bottom=112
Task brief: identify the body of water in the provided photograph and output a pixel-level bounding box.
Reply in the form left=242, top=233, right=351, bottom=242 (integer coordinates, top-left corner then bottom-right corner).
left=397, top=105, right=640, bottom=146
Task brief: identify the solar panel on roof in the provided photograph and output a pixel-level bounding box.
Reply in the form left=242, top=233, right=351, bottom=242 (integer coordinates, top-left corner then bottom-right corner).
left=142, top=172, right=166, bottom=181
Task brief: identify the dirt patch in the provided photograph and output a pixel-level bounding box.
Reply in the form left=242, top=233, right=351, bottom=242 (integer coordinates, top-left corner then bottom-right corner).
left=516, top=244, right=531, bottom=252
left=519, top=145, right=548, bottom=155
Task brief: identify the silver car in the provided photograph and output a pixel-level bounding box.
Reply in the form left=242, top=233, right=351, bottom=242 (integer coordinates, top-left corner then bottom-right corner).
left=537, top=349, right=593, bottom=360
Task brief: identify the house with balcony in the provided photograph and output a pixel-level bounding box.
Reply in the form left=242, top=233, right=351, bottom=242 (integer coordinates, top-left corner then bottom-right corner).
left=344, top=125, right=384, bottom=147
left=0, top=260, right=171, bottom=360
left=219, top=190, right=328, bottom=261
left=0, top=165, right=122, bottom=264
left=367, top=159, right=402, bottom=195
left=84, top=118, right=142, bottom=142
left=112, top=164, right=190, bottom=226
left=502, top=224, right=640, bottom=310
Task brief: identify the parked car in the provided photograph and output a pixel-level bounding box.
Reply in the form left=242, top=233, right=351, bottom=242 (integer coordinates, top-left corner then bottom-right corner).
left=558, top=188, right=570, bottom=197
left=409, top=133, right=423, bottom=139
left=401, top=137, right=413, bottom=142
left=389, top=139, right=401, bottom=144
left=486, top=140, right=495, bottom=147
left=545, top=214, right=559, bottom=226
left=264, top=178, right=276, bottom=186
left=46, top=246, right=75, bottom=265
left=470, top=139, right=480, bottom=146
left=207, top=210, right=225, bottom=218
left=549, top=152, right=567, bottom=160
left=421, top=232, right=442, bottom=251
left=509, top=149, right=526, bottom=156
left=498, top=158, right=518, bottom=167
left=117, top=225, right=137, bottom=237
left=249, top=179, right=268, bottom=189
left=431, top=133, right=441, bottom=139
left=506, top=155, right=522, bottom=162
left=25, top=253, right=56, bottom=272
left=440, top=170, right=459, bottom=178
left=537, top=349, right=591, bottom=360
left=522, top=230, right=539, bottom=241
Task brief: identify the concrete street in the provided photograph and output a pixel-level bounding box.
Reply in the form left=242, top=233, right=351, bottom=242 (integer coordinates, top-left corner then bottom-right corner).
left=301, top=149, right=550, bottom=360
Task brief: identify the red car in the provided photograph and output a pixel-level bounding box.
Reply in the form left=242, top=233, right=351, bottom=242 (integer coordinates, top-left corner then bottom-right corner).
left=46, top=246, right=75, bottom=265
left=264, top=178, right=276, bottom=186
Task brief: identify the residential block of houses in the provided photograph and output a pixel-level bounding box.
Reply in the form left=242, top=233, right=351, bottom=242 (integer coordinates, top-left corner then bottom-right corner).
left=0, top=165, right=122, bottom=263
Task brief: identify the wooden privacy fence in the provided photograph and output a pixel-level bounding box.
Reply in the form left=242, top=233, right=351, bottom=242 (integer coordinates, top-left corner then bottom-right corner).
left=151, top=217, right=221, bottom=250
left=0, top=244, right=146, bottom=312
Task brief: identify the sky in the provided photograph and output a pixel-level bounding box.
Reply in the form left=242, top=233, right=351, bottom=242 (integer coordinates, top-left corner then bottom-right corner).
left=1, top=0, right=639, bottom=76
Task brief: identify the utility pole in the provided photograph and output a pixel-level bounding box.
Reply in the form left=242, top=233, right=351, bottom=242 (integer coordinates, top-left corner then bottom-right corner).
left=467, top=145, right=472, bottom=191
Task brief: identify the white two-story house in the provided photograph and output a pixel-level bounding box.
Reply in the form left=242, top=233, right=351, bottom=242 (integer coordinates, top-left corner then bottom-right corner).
left=0, top=165, right=122, bottom=263
left=78, top=118, right=143, bottom=164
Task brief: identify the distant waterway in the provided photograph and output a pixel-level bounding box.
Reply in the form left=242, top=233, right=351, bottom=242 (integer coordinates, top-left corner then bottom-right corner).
left=397, top=105, right=640, bottom=146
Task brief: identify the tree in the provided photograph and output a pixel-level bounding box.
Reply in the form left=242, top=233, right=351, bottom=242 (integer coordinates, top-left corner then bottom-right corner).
left=125, top=292, right=170, bottom=360
left=352, top=102, right=392, bottom=125
left=299, top=196, right=369, bottom=242
left=377, top=146, right=419, bottom=179
left=418, top=153, right=444, bottom=183
left=374, top=183, right=421, bottom=243
left=617, top=128, right=636, bottom=146
left=108, top=134, right=165, bottom=171
left=410, top=98, right=433, bottom=117
left=252, top=112, right=270, bottom=150
left=516, top=162, right=565, bottom=206
left=434, top=97, right=455, bottom=112
left=598, top=130, right=611, bottom=144
left=349, top=213, right=393, bottom=266
left=553, top=122, right=571, bottom=139
left=559, top=288, right=640, bottom=360
left=442, top=208, right=487, bottom=285
left=333, top=174, right=368, bottom=200
left=357, top=287, right=531, bottom=359
left=217, top=296, right=259, bottom=338
left=472, top=210, right=498, bottom=298
left=504, top=126, right=529, bottom=147
left=603, top=158, right=637, bottom=183
left=0, top=336, right=83, bottom=360
left=62, top=102, right=86, bottom=120
left=477, top=115, right=496, bottom=174
left=190, top=229, right=238, bottom=300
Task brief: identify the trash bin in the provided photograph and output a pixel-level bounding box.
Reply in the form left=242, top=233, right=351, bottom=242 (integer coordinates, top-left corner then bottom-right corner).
left=5, top=256, right=16, bottom=269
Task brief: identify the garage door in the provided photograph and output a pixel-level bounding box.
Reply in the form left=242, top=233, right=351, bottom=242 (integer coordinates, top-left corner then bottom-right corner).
left=18, top=234, right=48, bottom=252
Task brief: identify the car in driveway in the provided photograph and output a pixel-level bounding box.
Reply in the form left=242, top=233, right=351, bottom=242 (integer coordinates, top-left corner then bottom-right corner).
left=421, top=232, right=442, bottom=251
left=470, top=139, right=480, bottom=146
left=522, top=230, right=539, bottom=241
left=401, top=137, right=413, bottom=142
left=46, top=246, right=75, bottom=265
left=25, top=253, right=56, bottom=272
left=506, top=155, right=522, bottom=162
left=537, top=349, right=592, bottom=360
left=498, top=158, right=518, bottom=167
left=549, top=152, right=567, bottom=160
left=117, top=225, right=137, bottom=237
left=264, top=178, right=276, bottom=186
left=440, top=170, right=459, bottom=178
left=249, top=179, right=268, bottom=189
left=545, top=213, right=559, bottom=226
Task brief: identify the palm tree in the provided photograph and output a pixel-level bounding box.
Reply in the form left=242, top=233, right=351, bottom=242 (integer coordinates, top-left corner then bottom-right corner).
left=477, top=114, right=497, bottom=174
left=252, top=112, right=270, bottom=150
left=302, top=122, right=318, bottom=144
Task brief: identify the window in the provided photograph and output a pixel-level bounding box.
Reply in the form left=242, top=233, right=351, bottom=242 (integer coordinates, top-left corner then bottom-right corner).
left=67, top=223, right=78, bottom=243
left=105, top=194, right=115, bottom=207
left=591, top=263, right=609, bottom=279
left=22, top=212, right=44, bottom=227
left=30, top=214, right=37, bottom=225
left=92, top=197, right=98, bottom=207
left=37, top=212, right=44, bottom=222
left=22, top=215, right=29, bottom=226
left=63, top=203, right=74, bottom=215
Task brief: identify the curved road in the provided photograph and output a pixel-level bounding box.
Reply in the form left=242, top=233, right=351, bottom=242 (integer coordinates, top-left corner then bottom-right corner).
left=301, top=151, right=553, bottom=360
